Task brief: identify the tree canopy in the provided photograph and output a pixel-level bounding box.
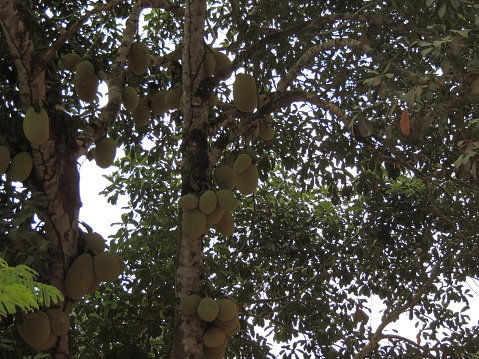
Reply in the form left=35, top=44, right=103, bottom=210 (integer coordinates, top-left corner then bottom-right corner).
left=1, top=0, right=479, bottom=358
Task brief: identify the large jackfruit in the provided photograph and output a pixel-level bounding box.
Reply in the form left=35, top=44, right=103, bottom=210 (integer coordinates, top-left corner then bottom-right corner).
left=93, top=251, right=122, bottom=283
left=216, top=299, right=237, bottom=321
left=214, top=316, right=239, bottom=334
left=88, top=276, right=102, bottom=293
left=204, top=343, right=227, bottom=359
left=129, top=42, right=151, bottom=75
left=17, top=311, right=51, bottom=348
left=233, top=153, right=252, bottom=174
left=205, top=205, right=225, bottom=226
left=131, top=97, right=151, bottom=127
left=23, top=107, right=49, bottom=145
left=74, top=61, right=95, bottom=85
left=214, top=212, right=235, bottom=237
left=214, top=164, right=235, bottom=190
left=165, top=84, right=183, bottom=110
left=46, top=308, right=70, bottom=336
left=199, top=190, right=217, bottom=215
left=33, top=332, right=56, bottom=350
left=94, top=137, right=117, bottom=169
left=234, top=164, right=258, bottom=196
left=74, top=72, right=99, bottom=103
left=58, top=53, right=81, bottom=72
left=180, top=294, right=202, bottom=315
left=213, top=51, right=231, bottom=74
left=203, top=327, right=226, bottom=348
left=233, top=73, right=257, bottom=112
left=178, top=193, right=199, bottom=210
left=84, top=232, right=106, bottom=253
left=259, top=118, right=275, bottom=140
left=204, top=52, right=216, bottom=77
left=121, top=86, right=139, bottom=111
left=65, top=253, right=95, bottom=300
left=182, top=209, right=206, bottom=239
left=216, top=190, right=238, bottom=212
left=150, top=90, right=169, bottom=115
left=197, top=297, right=219, bottom=322
left=10, top=151, right=33, bottom=182
left=0, top=145, right=10, bottom=174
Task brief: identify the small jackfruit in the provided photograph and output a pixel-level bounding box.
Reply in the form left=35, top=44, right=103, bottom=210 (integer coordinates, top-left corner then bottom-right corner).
left=58, top=53, right=81, bottom=72
left=199, top=190, right=217, bottom=215
left=84, top=232, right=106, bottom=253
left=259, top=118, right=275, bottom=140
left=65, top=253, right=94, bottom=300
left=205, top=205, right=225, bottom=226
left=213, top=51, right=231, bottom=74
left=204, top=52, right=216, bottom=77
left=214, top=316, right=239, bottom=334
left=0, top=145, right=10, bottom=174
left=74, top=61, right=95, bottom=85
left=233, top=73, right=257, bottom=112
left=24, top=107, right=49, bottom=145
left=214, top=212, right=235, bottom=237
left=165, top=84, right=183, bottom=110
left=197, top=297, right=219, bottom=322
left=150, top=90, right=169, bottom=115
left=93, top=251, right=122, bottom=283
left=182, top=209, right=206, bottom=239
left=46, top=308, right=69, bottom=336
left=180, top=294, right=202, bottom=315
left=203, top=327, right=226, bottom=348
left=225, top=320, right=241, bottom=336
left=170, top=43, right=183, bottom=61
left=178, top=193, right=198, bottom=210
left=17, top=311, right=51, bottom=348
left=214, top=164, right=235, bottom=190
left=122, top=86, right=139, bottom=111
left=233, top=153, right=252, bottom=174
left=88, top=276, right=102, bottom=293
left=216, top=299, right=237, bottom=321
left=216, top=190, right=238, bottom=212
left=10, top=151, right=33, bottom=182
left=94, top=137, right=116, bottom=169
left=131, top=97, right=151, bottom=127
left=234, top=164, right=258, bottom=196
left=74, top=72, right=99, bottom=103
left=129, top=42, right=151, bottom=75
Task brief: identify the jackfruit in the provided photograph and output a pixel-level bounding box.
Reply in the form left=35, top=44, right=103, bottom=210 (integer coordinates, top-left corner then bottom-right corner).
left=204, top=52, right=216, bottom=77
left=214, top=316, right=239, bottom=334
left=182, top=209, right=206, bottom=239
left=214, top=212, right=235, bottom=237
left=65, top=253, right=95, bottom=300
left=74, top=72, right=99, bottom=103
left=129, top=42, right=151, bottom=75
left=208, top=92, right=220, bottom=106
left=87, top=276, right=102, bottom=293
left=203, top=327, right=226, bottom=348
left=180, top=294, right=202, bottom=315
left=10, top=151, right=33, bottom=182
left=150, top=90, right=169, bottom=115
left=204, top=343, right=227, bottom=359
left=33, top=332, right=56, bottom=350
left=206, top=205, right=225, bottom=226
left=259, top=118, right=275, bottom=140
left=17, top=311, right=51, bottom=348
left=233, top=73, right=257, bottom=112
left=58, top=53, right=81, bottom=72
left=199, top=190, right=217, bottom=215
left=216, top=299, right=237, bottom=321
left=74, top=61, right=94, bottom=85
left=24, top=107, right=49, bottom=145
left=165, top=84, right=183, bottom=110
left=122, top=86, right=139, bottom=111
left=197, top=297, right=219, bottom=322
left=84, top=232, right=106, bottom=253
left=213, top=51, right=231, bottom=74
left=216, top=190, right=238, bottom=212
left=225, top=320, right=241, bottom=336
left=178, top=193, right=198, bottom=210
left=94, top=137, right=116, bottom=169
left=131, top=97, right=151, bottom=127
left=233, top=153, right=252, bottom=174
left=0, top=145, right=10, bottom=174
left=46, top=308, right=69, bottom=336
left=114, top=253, right=126, bottom=272
left=214, top=164, right=235, bottom=190
left=234, top=164, right=258, bottom=195
left=93, top=251, right=122, bottom=283
left=170, top=43, right=183, bottom=61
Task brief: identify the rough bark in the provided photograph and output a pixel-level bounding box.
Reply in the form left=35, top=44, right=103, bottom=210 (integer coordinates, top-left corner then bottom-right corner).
left=174, top=0, right=208, bottom=358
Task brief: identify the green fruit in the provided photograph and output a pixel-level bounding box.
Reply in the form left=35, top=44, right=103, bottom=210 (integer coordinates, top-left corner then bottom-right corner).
left=33, top=332, right=56, bottom=350
left=58, top=53, right=81, bottom=72
left=214, top=164, right=235, bottom=190
left=214, top=212, right=235, bottom=237
left=225, top=320, right=241, bottom=336
left=46, top=308, right=70, bottom=336
left=199, top=190, right=218, bottom=215
left=216, top=190, right=238, bottom=212
left=0, top=146, right=10, bottom=174
left=213, top=51, right=231, bottom=74
left=170, top=42, right=183, bottom=61
left=131, top=97, right=151, bottom=127
left=10, top=151, right=33, bottom=182
left=204, top=52, right=216, bottom=77
left=197, top=297, right=219, bottom=322
left=178, top=193, right=198, bottom=210
left=84, top=232, right=106, bottom=253
left=114, top=253, right=126, bottom=272
left=214, top=316, right=239, bottom=333
left=74, top=72, right=99, bottom=103
left=65, top=253, right=95, bottom=300
left=204, top=343, right=227, bottom=359
left=203, top=327, right=226, bottom=348
left=206, top=205, right=225, bottom=226
left=165, top=84, right=183, bottom=110
left=93, top=251, right=122, bottom=283
left=233, top=73, right=257, bottom=112
left=259, top=118, right=275, bottom=140
left=208, top=92, right=220, bottom=105
left=233, top=153, right=252, bottom=174
left=182, top=209, right=206, bottom=239
left=88, top=276, right=102, bottom=293
left=74, top=61, right=94, bottom=85
left=122, top=86, right=139, bottom=111
left=129, top=42, right=150, bottom=75
left=216, top=299, right=237, bottom=321
left=94, top=137, right=117, bottom=169
left=17, top=311, right=51, bottom=348
left=234, top=164, right=258, bottom=196
left=150, top=90, right=169, bottom=115
left=180, top=294, right=202, bottom=315
left=24, top=107, right=49, bottom=145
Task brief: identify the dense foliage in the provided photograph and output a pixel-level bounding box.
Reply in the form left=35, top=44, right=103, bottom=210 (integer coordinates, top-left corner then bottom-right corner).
left=1, top=0, right=479, bottom=358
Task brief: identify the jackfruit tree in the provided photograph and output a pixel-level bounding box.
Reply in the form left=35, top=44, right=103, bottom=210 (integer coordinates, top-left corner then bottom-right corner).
left=1, top=0, right=479, bottom=358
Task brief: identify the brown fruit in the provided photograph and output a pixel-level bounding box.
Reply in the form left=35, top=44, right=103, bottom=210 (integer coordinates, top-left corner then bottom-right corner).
left=0, top=145, right=10, bottom=174
left=204, top=52, right=216, bottom=77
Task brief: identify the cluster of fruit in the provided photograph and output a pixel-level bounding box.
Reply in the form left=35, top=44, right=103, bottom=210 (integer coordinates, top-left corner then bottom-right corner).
left=17, top=308, right=69, bottom=350
left=180, top=295, right=240, bottom=359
